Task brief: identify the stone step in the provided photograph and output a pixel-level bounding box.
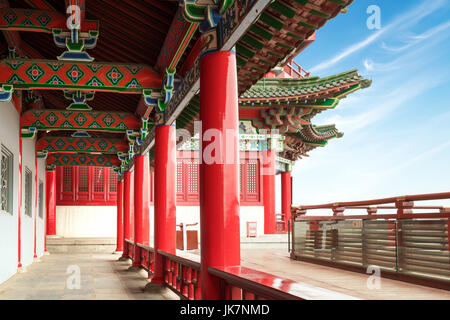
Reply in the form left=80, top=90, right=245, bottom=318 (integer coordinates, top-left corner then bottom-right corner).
left=46, top=236, right=116, bottom=253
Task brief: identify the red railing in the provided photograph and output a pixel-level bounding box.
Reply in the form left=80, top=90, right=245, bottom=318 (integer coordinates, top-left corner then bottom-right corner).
left=293, top=192, right=450, bottom=217
left=290, top=192, right=450, bottom=289
left=122, top=247, right=354, bottom=300
left=159, top=250, right=202, bottom=300
left=276, top=213, right=286, bottom=232
left=137, top=243, right=155, bottom=275
left=208, top=266, right=353, bottom=300
left=124, top=239, right=134, bottom=260
left=284, top=59, right=311, bottom=78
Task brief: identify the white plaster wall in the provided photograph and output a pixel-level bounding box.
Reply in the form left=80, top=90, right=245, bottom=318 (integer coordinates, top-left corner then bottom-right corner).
left=56, top=206, right=117, bottom=237
left=0, top=101, right=20, bottom=284
left=240, top=206, right=265, bottom=237
left=21, top=137, right=36, bottom=268
left=149, top=206, right=154, bottom=247
left=174, top=206, right=265, bottom=239
left=36, top=158, right=46, bottom=257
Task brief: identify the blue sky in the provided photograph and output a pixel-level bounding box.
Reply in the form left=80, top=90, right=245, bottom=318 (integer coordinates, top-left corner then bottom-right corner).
left=283, top=0, right=450, bottom=208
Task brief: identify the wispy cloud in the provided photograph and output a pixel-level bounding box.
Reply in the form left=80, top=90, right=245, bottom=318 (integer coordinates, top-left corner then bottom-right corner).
left=381, top=20, right=450, bottom=53
left=309, top=0, right=448, bottom=73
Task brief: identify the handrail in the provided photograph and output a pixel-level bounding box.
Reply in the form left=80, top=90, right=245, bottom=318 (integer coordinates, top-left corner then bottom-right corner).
left=295, top=212, right=450, bottom=221
left=158, top=250, right=201, bottom=270
left=136, top=242, right=154, bottom=252
left=208, top=266, right=356, bottom=300
left=294, top=192, right=450, bottom=210
left=158, top=250, right=201, bottom=300
left=290, top=194, right=450, bottom=288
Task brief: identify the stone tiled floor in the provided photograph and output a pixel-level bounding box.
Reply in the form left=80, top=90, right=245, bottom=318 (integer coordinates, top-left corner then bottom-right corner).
left=0, top=253, right=179, bottom=300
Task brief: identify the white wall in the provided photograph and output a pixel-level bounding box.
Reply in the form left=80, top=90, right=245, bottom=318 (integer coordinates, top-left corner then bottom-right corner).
left=21, top=137, right=36, bottom=268
left=0, top=101, right=47, bottom=284
left=0, top=101, right=20, bottom=284
left=173, top=206, right=265, bottom=239
left=36, top=158, right=46, bottom=257
left=55, top=206, right=117, bottom=237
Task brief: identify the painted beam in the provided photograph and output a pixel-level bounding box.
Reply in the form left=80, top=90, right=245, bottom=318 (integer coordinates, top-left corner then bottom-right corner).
left=37, top=136, right=129, bottom=154
left=139, top=0, right=272, bottom=158
left=0, top=58, right=162, bottom=94
left=0, top=8, right=98, bottom=33
left=21, top=109, right=140, bottom=133
left=155, top=7, right=198, bottom=73
left=47, top=153, right=121, bottom=167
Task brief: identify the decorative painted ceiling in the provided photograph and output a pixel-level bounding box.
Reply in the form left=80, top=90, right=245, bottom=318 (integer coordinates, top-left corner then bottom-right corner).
left=0, top=0, right=365, bottom=169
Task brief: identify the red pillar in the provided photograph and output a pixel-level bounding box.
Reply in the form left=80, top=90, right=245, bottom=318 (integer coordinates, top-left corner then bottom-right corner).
left=133, top=154, right=150, bottom=266
left=152, top=125, right=176, bottom=284
left=45, top=168, right=56, bottom=236
left=122, top=170, right=133, bottom=258
left=281, top=171, right=292, bottom=231
left=17, top=136, right=23, bottom=269
left=263, top=150, right=276, bottom=234
left=116, top=179, right=124, bottom=253
left=200, top=50, right=240, bottom=299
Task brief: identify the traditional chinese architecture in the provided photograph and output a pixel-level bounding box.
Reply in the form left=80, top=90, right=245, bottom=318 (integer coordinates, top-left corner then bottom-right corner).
left=1, top=0, right=448, bottom=300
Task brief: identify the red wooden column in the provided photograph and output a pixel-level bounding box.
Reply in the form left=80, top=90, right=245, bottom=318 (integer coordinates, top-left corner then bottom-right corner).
left=263, top=150, right=276, bottom=234
left=45, top=167, right=56, bottom=236
left=17, top=135, right=23, bottom=269
left=152, top=125, right=176, bottom=284
left=200, top=50, right=240, bottom=299
left=122, top=170, right=133, bottom=259
left=132, top=154, right=150, bottom=267
left=115, top=178, right=124, bottom=253
left=281, top=171, right=292, bottom=231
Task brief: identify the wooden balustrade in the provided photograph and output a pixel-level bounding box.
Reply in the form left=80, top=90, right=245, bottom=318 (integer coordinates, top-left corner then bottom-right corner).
left=136, top=243, right=155, bottom=275
left=124, top=239, right=134, bottom=260
left=290, top=192, right=450, bottom=290
left=158, top=250, right=202, bottom=300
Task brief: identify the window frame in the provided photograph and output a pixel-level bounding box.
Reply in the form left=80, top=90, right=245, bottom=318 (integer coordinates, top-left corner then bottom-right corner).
left=25, top=167, right=33, bottom=217
left=1, top=144, right=14, bottom=215
left=38, top=180, right=44, bottom=219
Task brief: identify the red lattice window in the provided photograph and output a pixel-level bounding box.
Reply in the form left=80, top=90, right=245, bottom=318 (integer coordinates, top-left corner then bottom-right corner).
left=188, top=161, right=198, bottom=193
left=247, top=161, right=258, bottom=194
left=62, top=167, right=73, bottom=192
left=57, top=167, right=117, bottom=205
left=176, top=162, right=184, bottom=194
left=109, top=170, right=118, bottom=193
left=93, top=168, right=104, bottom=193
left=78, top=167, right=89, bottom=192
left=240, top=159, right=260, bottom=204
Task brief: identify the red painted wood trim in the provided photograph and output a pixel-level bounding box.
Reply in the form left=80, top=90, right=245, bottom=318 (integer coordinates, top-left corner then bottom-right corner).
left=17, top=135, right=22, bottom=268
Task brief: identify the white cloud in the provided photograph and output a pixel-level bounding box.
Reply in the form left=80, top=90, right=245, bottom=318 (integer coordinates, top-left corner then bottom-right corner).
left=363, top=59, right=374, bottom=71
left=309, top=0, right=448, bottom=73
left=381, top=20, right=450, bottom=53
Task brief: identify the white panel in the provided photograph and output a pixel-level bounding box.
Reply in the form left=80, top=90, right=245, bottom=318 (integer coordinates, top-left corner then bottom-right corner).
left=21, top=137, right=36, bottom=268
left=174, top=206, right=265, bottom=239
left=56, top=206, right=117, bottom=238
left=0, top=101, right=20, bottom=284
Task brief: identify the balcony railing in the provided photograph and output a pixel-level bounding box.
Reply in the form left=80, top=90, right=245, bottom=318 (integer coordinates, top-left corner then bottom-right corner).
left=124, top=243, right=354, bottom=299
left=290, top=192, right=450, bottom=289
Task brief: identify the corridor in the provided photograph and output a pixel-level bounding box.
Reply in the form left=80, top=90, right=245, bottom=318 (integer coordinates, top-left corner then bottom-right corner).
left=0, top=253, right=178, bottom=300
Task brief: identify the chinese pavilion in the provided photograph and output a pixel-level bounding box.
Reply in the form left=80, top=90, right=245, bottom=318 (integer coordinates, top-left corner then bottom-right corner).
left=0, top=0, right=399, bottom=299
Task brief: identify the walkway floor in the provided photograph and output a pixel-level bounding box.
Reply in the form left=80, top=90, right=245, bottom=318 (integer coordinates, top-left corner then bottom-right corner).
left=240, top=248, right=450, bottom=300
left=1, top=248, right=448, bottom=300
left=0, top=253, right=179, bottom=300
